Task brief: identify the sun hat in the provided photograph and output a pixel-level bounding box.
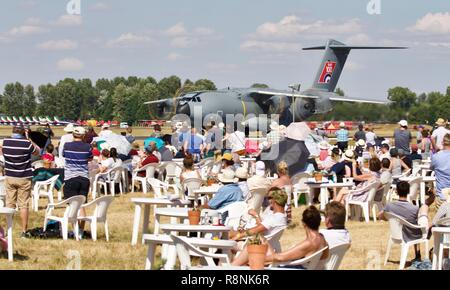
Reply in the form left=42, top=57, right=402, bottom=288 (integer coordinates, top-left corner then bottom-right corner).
left=221, top=152, right=233, bottom=161
left=268, top=188, right=288, bottom=207
left=319, top=141, right=330, bottom=150
left=436, top=118, right=448, bottom=126
left=343, top=149, right=354, bottom=161
left=255, top=161, right=266, bottom=177
left=235, top=167, right=249, bottom=180
left=63, top=123, right=75, bottom=133
left=398, top=120, right=408, bottom=127
left=218, top=170, right=238, bottom=184
left=357, top=139, right=366, bottom=147
left=73, top=126, right=86, bottom=135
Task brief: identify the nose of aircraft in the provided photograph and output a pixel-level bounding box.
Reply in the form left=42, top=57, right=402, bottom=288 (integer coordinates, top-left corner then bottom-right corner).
left=176, top=102, right=191, bottom=116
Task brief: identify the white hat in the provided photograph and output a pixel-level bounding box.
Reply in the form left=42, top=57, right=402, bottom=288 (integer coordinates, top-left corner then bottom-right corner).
left=255, top=161, right=266, bottom=177
left=269, top=121, right=279, bottom=131
left=102, top=123, right=110, bottom=129
left=357, top=139, right=366, bottom=147
left=339, top=122, right=346, bottom=128
left=235, top=167, right=249, bottom=180
left=73, top=126, right=86, bottom=135
left=218, top=169, right=238, bottom=183
left=319, top=141, right=330, bottom=150
left=398, top=120, right=408, bottom=127
left=63, top=123, right=75, bottom=133
left=343, top=149, right=354, bottom=161
left=218, top=122, right=225, bottom=129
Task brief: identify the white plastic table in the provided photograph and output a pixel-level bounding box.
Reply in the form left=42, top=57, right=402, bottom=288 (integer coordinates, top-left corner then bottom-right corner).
left=154, top=207, right=191, bottom=234
left=130, top=198, right=191, bottom=246
left=143, top=234, right=236, bottom=270
left=193, top=185, right=221, bottom=205
left=432, top=227, right=450, bottom=270
left=306, top=181, right=354, bottom=210
left=159, top=224, right=231, bottom=238
left=0, top=207, right=15, bottom=261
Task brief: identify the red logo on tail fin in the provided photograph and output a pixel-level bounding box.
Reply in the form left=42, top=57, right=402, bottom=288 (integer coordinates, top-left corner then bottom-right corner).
left=318, top=61, right=336, bottom=84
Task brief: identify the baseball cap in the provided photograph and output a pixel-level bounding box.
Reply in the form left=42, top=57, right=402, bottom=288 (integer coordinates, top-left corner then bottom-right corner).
left=221, top=153, right=233, bottom=161
left=399, top=120, right=408, bottom=127
left=255, top=161, right=266, bottom=177
left=268, top=188, right=288, bottom=207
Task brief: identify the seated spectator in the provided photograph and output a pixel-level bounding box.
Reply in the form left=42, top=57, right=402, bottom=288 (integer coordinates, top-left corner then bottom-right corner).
left=380, top=158, right=392, bottom=187
left=230, top=188, right=287, bottom=248
left=137, top=146, right=159, bottom=177
left=334, top=158, right=381, bottom=204
left=409, top=144, right=422, bottom=162
left=201, top=169, right=243, bottom=210
left=232, top=205, right=328, bottom=268
left=378, top=181, right=435, bottom=261
left=318, top=147, right=341, bottom=171
left=399, top=150, right=412, bottom=170
left=378, top=143, right=391, bottom=160
left=389, top=148, right=410, bottom=177
left=180, top=154, right=202, bottom=183
left=42, top=143, right=55, bottom=162
left=220, top=152, right=235, bottom=172
left=235, top=167, right=249, bottom=200
left=320, top=201, right=351, bottom=248
left=99, top=148, right=122, bottom=173
left=91, top=142, right=101, bottom=158
left=271, top=161, right=292, bottom=223
left=330, top=150, right=361, bottom=183
left=174, top=146, right=187, bottom=159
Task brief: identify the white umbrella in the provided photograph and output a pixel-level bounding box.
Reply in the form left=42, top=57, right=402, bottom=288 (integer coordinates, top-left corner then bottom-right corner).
left=284, top=122, right=311, bottom=141
left=93, top=134, right=132, bottom=156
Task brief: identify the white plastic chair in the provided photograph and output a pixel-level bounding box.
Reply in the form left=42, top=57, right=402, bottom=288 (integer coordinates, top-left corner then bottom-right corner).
left=181, top=177, right=203, bottom=201
left=44, top=195, right=86, bottom=241
left=324, top=242, right=351, bottom=270
left=78, top=196, right=114, bottom=241
left=435, top=217, right=450, bottom=270
left=291, top=173, right=311, bottom=207
left=171, top=234, right=231, bottom=270
left=271, top=246, right=329, bottom=270
left=92, top=166, right=124, bottom=199
left=265, top=227, right=286, bottom=253
left=31, top=175, right=60, bottom=212
left=131, top=163, right=157, bottom=194
left=383, top=212, right=429, bottom=269
left=0, top=176, right=6, bottom=207
left=218, top=201, right=248, bottom=230
left=406, top=176, right=422, bottom=204
left=346, top=181, right=381, bottom=223
left=148, top=178, right=180, bottom=199
left=160, top=161, right=183, bottom=184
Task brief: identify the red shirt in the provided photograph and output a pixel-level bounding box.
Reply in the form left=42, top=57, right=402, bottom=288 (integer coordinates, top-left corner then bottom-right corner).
left=92, top=148, right=101, bottom=157
left=138, top=154, right=159, bottom=177
left=42, top=153, right=55, bottom=162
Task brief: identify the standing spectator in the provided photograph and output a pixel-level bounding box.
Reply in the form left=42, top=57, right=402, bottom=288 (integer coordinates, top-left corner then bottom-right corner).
left=39, top=123, right=54, bottom=154
left=431, top=118, right=450, bottom=152
left=353, top=124, right=366, bottom=142
left=335, top=122, right=349, bottom=152
left=98, top=123, right=113, bottom=137
left=394, top=120, right=412, bottom=155
left=315, top=123, right=328, bottom=141
left=1, top=125, right=39, bottom=237
left=430, top=134, right=450, bottom=204
left=420, top=129, right=432, bottom=159
left=83, top=126, right=98, bottom=144
left=224, top=125, right=246, bottom=156
left=266, top=121, right=282, bottom=147
left=151, top=124, right=162, bottom=138
left=183, top=127, right=204, bottom=162
left=59, top=123, right=74, bottom=159
left=416, top=125, right=424, bottom=146
left=62, top=127, right=93, bottom=238
left=125, top=127, right=135, bottom=144
left=205, top=121, right=222, bottom=157
left=365, top=125, right=377, bottom=146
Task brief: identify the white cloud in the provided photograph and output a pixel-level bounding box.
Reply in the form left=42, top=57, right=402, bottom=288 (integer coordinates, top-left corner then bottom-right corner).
left=53, top=15, right=82, bottom=27
left=164, top=22, right=187, bottom=37
left=167, top=52, right=183, bottom=61
left=107, top=33, right=154, bottom=48
left=37, top=39, right=78, bottom=50
left=409, top=12, right=450, bottom=34
left=57, top=57, right=84, bottom=71
left=253, top=15, right=362, bottom=39
left=240, top=40, right=303, bottom=53
left=7, top=25, right=47, bottom=36
left=90, top=2, right=109, bottom=11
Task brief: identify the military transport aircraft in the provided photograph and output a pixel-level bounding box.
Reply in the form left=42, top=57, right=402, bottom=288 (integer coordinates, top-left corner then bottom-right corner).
left=145, top=39, right=406, bottom=126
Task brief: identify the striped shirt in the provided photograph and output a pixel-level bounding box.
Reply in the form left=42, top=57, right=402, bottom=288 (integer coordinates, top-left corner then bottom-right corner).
left=2, top=137, right=37, bottom=178
left=335, top=129, right=349, bottom=142
left=63, top=141, right=93, bottom=181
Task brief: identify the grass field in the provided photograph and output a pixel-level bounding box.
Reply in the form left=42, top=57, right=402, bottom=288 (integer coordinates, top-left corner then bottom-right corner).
left=0, top=190, right=437, bottom=270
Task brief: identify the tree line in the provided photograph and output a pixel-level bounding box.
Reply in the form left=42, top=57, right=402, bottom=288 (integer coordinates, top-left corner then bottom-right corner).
left=0, top=76, right=448, bottom=125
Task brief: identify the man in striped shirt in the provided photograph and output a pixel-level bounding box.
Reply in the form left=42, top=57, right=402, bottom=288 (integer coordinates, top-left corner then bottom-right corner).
left=1, top=124, right=39, bottom=237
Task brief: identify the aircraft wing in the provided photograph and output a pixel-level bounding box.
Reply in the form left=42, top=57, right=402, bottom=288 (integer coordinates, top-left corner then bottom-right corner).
left=144, top=97, right=183, bottom=105
left=328, top=96, right=387, bottom=104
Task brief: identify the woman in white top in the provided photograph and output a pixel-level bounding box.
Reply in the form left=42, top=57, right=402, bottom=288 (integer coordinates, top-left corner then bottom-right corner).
left=99, top=148, right=122, bottom=173
left=180, top=154, right=201, bottom=183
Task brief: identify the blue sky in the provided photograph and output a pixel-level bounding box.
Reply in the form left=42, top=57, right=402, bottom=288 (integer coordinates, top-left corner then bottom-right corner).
left=0, top=0, right=449, bottom=101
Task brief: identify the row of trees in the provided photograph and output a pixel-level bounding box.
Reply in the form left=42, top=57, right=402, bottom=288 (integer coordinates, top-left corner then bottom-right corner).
left=0, top=76, right=448, bottom=125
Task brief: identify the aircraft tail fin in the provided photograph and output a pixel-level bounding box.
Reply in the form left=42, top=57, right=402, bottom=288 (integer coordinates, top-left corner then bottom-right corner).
left=303, top=39, right=406, bottom=92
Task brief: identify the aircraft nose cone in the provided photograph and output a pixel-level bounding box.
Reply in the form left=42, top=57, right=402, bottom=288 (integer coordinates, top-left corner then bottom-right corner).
left=176, top=103, right=191, bottom=116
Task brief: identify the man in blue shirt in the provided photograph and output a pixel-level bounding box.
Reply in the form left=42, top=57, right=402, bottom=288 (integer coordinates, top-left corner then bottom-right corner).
left=335, top=122, right=349, bottom=152
left=431, top=134, right=450, bottom=202
left=183, top=127, right=204, bottom=162
left=201, top=170, right=243, bottom=210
